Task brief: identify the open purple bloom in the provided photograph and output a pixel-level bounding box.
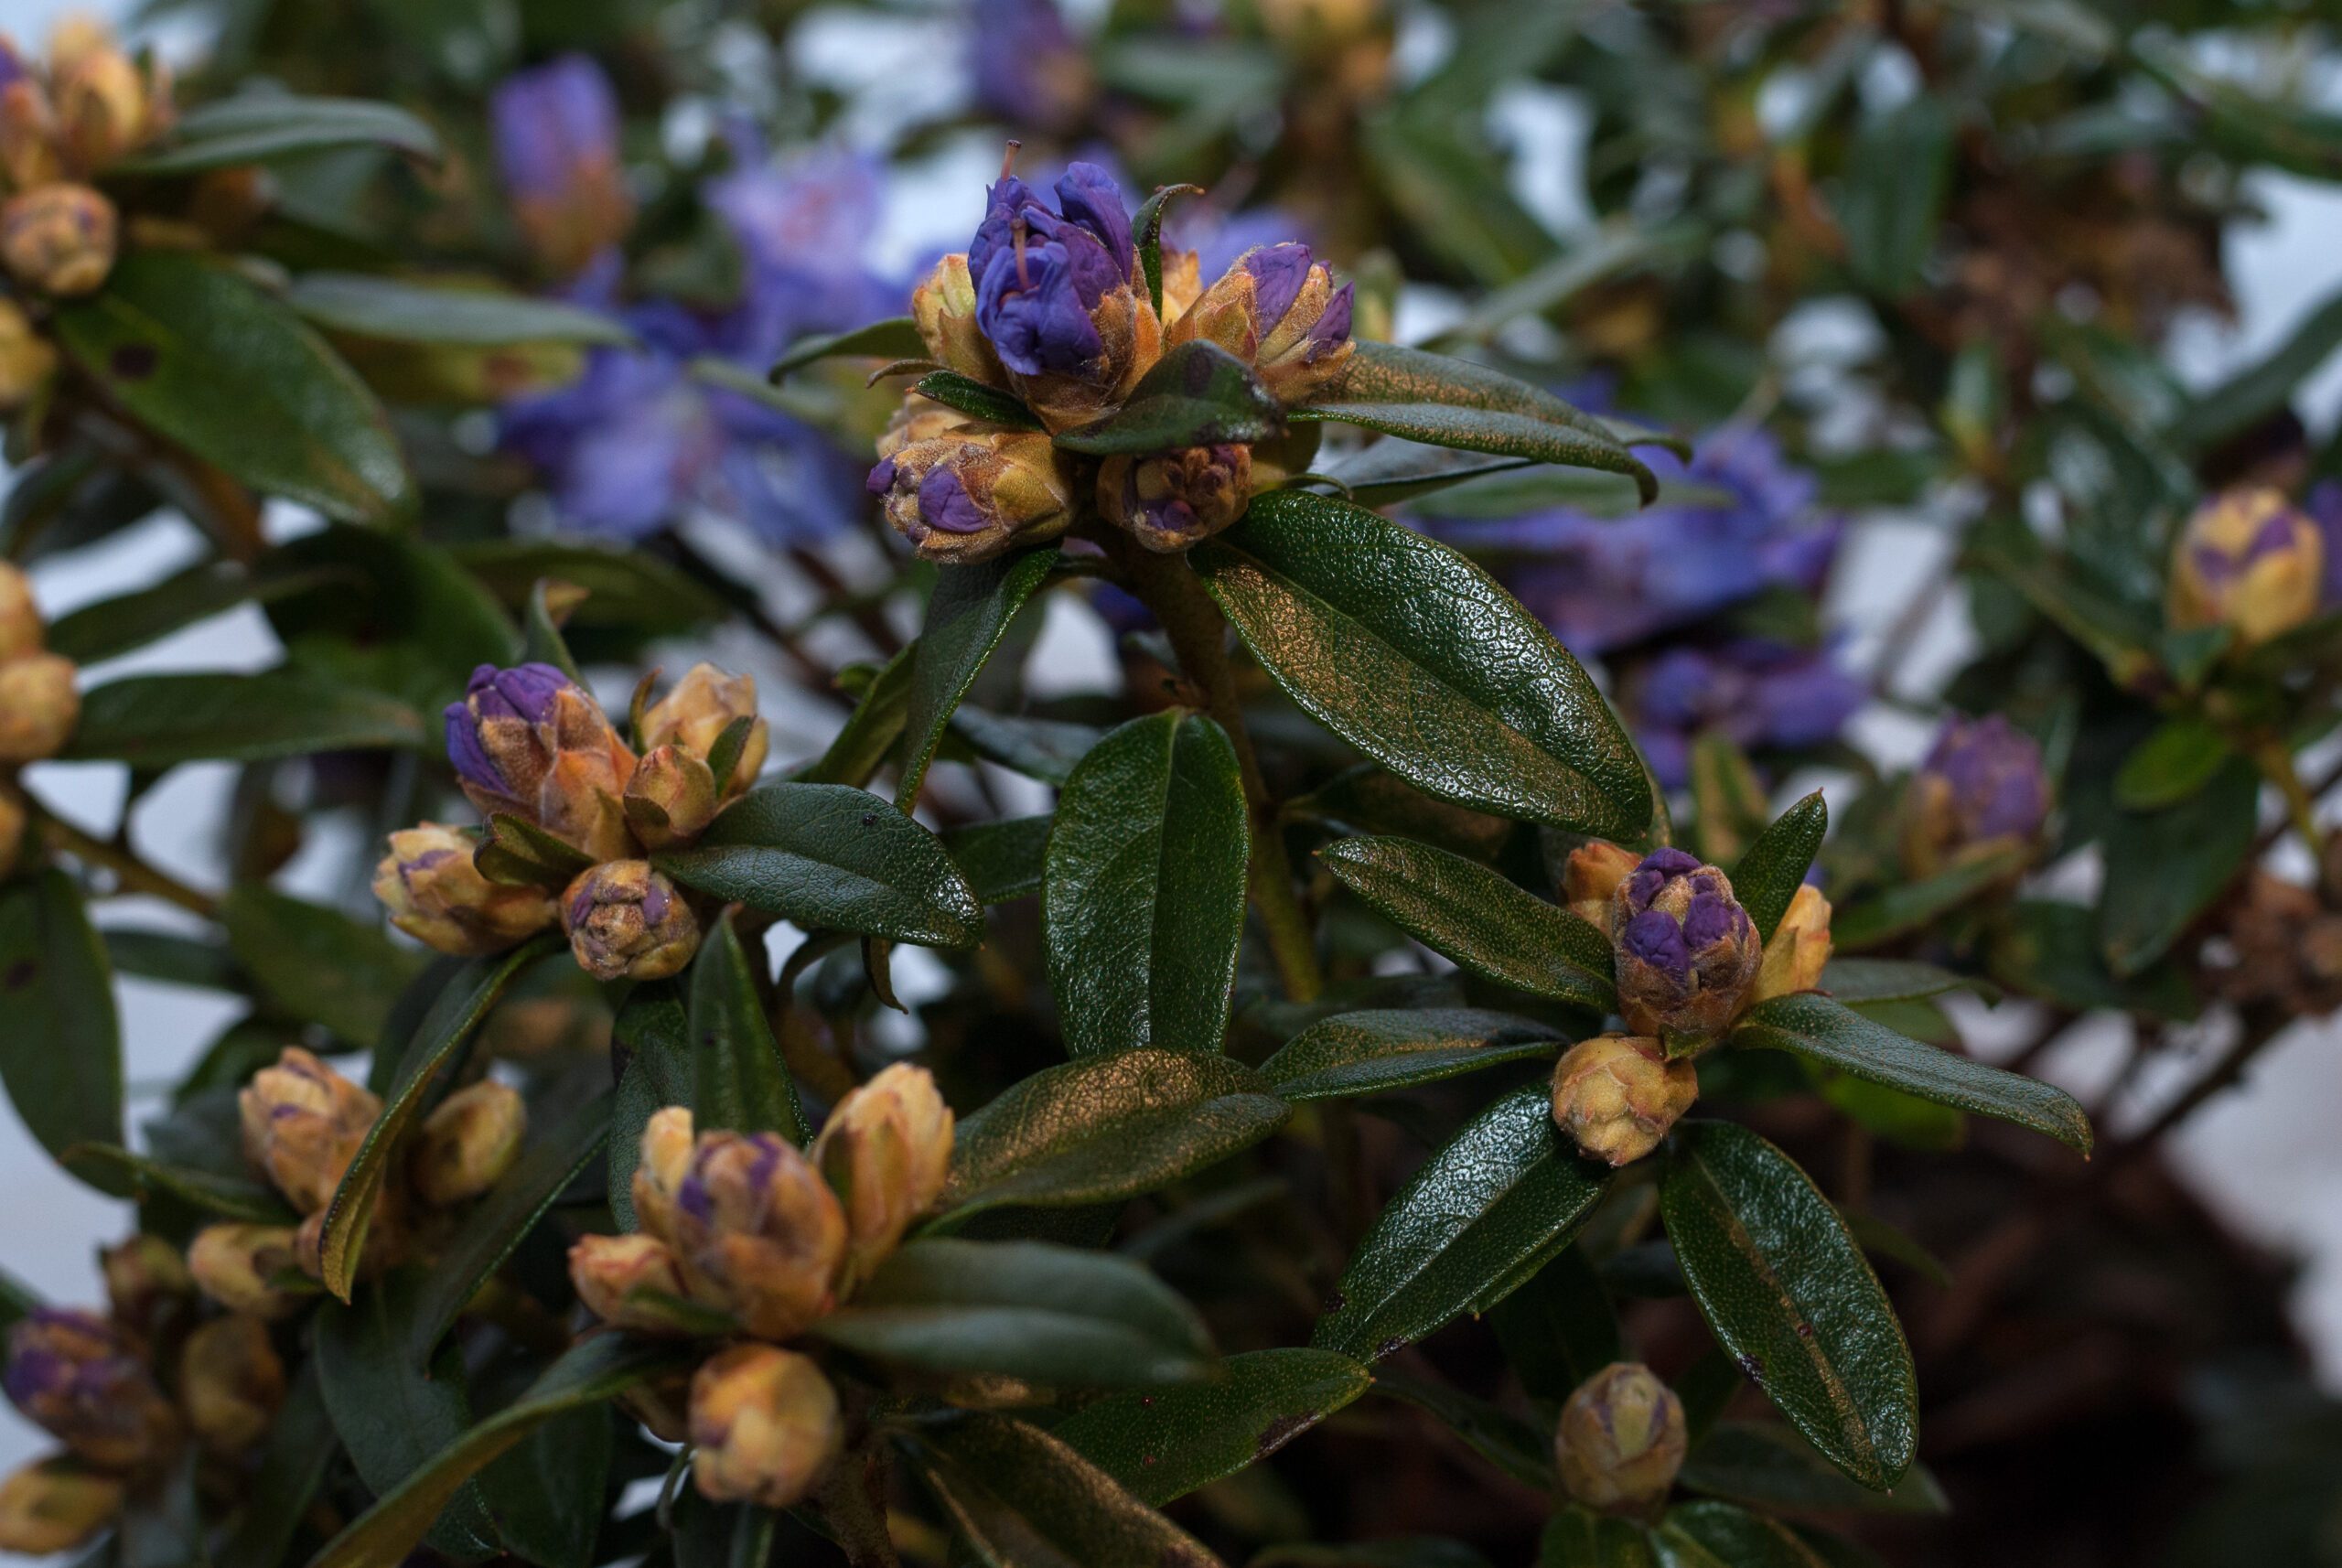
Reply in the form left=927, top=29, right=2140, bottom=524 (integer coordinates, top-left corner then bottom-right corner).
left=969, top=0, right=1090, bottom=130
left=1918, top=714, right=2050, bottom=845
left=969, top=162, right=1135, bottom=379
left=1629, top=639, right=1864, bottom=789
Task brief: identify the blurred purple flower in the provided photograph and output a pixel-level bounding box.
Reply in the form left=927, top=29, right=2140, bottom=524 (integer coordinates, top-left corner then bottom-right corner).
left=1167, top=204, right=1318, bottom=287
left=1629, top=640, right=1864, bottom=790
left=492, top=54, right=632, bottom=277
left=2309, top=479, right=2342, bottom=608
left=969, top=0, right=1091, bottom=131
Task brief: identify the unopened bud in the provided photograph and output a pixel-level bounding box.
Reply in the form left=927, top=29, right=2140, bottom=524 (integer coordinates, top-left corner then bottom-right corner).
left=3, top=1309, right=177, bottom=1470
left=1609, top=849, right=1761, bottom=1052
left=177, top=1315, right=284, bottom=1456
left=2168, top=487, right=2325, bottom=649
left=1167, top=242, right=1355, bottom=404
left=0, top=183, right=116, bottom=296
left=0, top=300, right=56, bottom=413
left=1752, top=882, right=1832, bottom=1004
left=630, top=1106, right=697, bottom=1247
left=49, top=32, right=167, bottom=173
left=568, top=1232, right=690, bottom=1331
left=869, top=426, right=1077, bottom=565
left=1555, top=1362, right=1686, bottom=1518
left=562, top=860, right=700, bottom=982
left=0, top=1456, right=124, bottom=1554
left=876, top=393, right=971, bottom=460
left=1563, top=841, right=1642, bottom=933
left=1159, top=249, right=1204, bottom=323
left=1097, top=443, right=1252, bottom=553
left=372, top=822, right=560, bottom=955
left=623, top=745, right=719, bottom=848
left=0, top=651, right=77, bottom=762
left=811, top=1063, right=955, bottom=1291
left=912, top=252, right=1007, bottom=386
left=669, top=1129, right=848, bottom=1341
left=409, top=1080, right=528, bottom=1207
left=0, top=562, right=41, bottom=664
left=187, top=1224, right=302, bottom=1319
left=640, top=663, right=767, bottom=800
left=99, top=1234, right=189, bottom=1334
left=237, top=1047, right=381, bottom=1215
left=689, top=1345, right=843, bottom=1509
left=1902, top=714, right=2050, bottom=880
left=444, top=662, right=638, bottom=863
left=1550, top=1035, right=1698, bottom=1166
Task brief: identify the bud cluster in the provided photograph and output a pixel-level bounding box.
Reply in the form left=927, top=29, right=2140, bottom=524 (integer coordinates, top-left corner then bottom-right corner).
left=0, top=561, right=79, bottom=779
left=567, top=1063, right=955, bottom=1509
left=0, top=20, right=175, bottom=299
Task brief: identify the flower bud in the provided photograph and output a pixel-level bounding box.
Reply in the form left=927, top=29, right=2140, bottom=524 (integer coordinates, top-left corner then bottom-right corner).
left=444, top=662, right=638, bottom=864
left=1901, top=714, right=2050, bottom=880
left=623, top=746, right=720, bottom=849
left=0, top=562, right=41, bottom=664
left=640, top=663, right=768, bottom=800
left=876, top=393, right=970, bottom=460
left=99, top=1235, right=189, bottom=1335
left=1097, top=442, right=1252, bottom=552
left=1550, top=1035, right=1698, bottom=1166
left=630, top=1106, right=697, bottom=1247
left=187, top=1224, right=302, bottom=1320
left=0, top=183, right=116, bottom=296
left=1159, top=249, right=1204, bottom=323
left=1609, top=849, right=1762, bottom=1051
left=409, top=1080, right=528, bottom=1208
left=562, top=860, right=700, bottom=982
left=0, top=1456, right=124, bottom=1554
left=2167, top=487, right=2325, bottom=649
left=869, top=426, right=1077, bottom=565
left=3, top=1309, right=177, bottom=1470
left=237, top=1047, right=381, bottom=1215
left=1555, top=1362, right=1686, bottom=1518
left=177, top=1315, right=284, bottom=1456
left=689, top=1345, right=843, bottom=1509
left=913, top=252, right=1007, bottom=386
left=492, top=55, right=633, bottom=278
left=1752, top=882, right=1832, bottom=1004
left=1167, top=242, right=1355, bottom=405
left=0, top=651, right=78, bottom=761
left=669, top=1130, right=849, bottom=1341
left=49, top=31, right=167, bottom=173
left=0, top=780, right=22, bottom=884
left=811, top=1063, right=955, bottom=1291
left=1563, top=841, right=1642, bottom=933
left=290, top=1193, right=408, bottom=1285
left=372, top=822, right=560, bottom=956
left=0, top=299, right=57, bottom=412
left=969, top=163, right=1162, bottom=430
left=568, top=1232, right=690, bottom=1331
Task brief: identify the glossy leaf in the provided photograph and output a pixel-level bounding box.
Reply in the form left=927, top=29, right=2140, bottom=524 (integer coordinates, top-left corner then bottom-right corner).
left=1375, top=1375, right=1554, bottom=1489
left=216, top=1361, right=336, bottom=1568
left=657, top=783, right=983, bottom=949
left=897, top=547, right=1058, bottom=808
left=914, top=370, right=1045, bottom=429
left=1488, top=1247, right=1619, bottom=1402
left=286, top=274, right=631, bottom=345
left=1660, top=1122, right=1918, bottom=1491
left=940, top=1049, right=1290, bottom=1220
left=44, top=560, right=338, bottom=665
left=1315, top=1085, right=1610, bottom=1361
left=0, top=873, right=124, bottom=1174
left=53, top=252, right=411, bottom=522
left=1134, top=183, right=1205, bottom=316
left=798, top=645, right=914, bottom=789
left=1261, top=1007, right=1567, bottom=1101
left=1729, top=792, right=1827, bottom=943
left=118, top=92, right=438, bottom=174
left=951, top=707, right=1101, bottom=785
left=1318, top=835, right=1614, bottom=1008
left=608, top=983, right=691, bottom=1229
left=1055, top=341, right=1284, bottom=456
left=1055, top=1348, right=1372, bottom=1505
left=770, top=315, right=927, bottom=375
left=264, top=525, right=520, bottom=710
left=942, top=815, right=1052, bottom=904
left=1680, top=1423, right=1948, bottom=1516
left=1815, top=958, right=1987, bottom=1005
left=688, top=913, right=806, bottom=1142
left=59, top=1144, right=290, bottom=1221
left=1542, top=1509, right=1659, bottom=1568
left=65, top=670, right=426, bottom=766
left=1046, top=711, right=1249, bottom=1057
left=220, top=884, right=424, bottom=1047
left=1198, top=492, right=1651, bottom=836
left=1652, top=1501, right=1832, bottom=1568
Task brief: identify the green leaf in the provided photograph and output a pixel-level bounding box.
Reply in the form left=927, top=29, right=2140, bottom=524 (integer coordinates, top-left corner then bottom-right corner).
left=811, top=1238, right=1214, bottom=1387
left=1198, top=492, right=1652, bottom=836
left=1316, top=441, right=1535, bottom=507
left=914, top=370, right=1044, bottom=430
left=478, top=1401, right=611, bottom=1568
left=2113, top=716, right=2233, bottom=811
left=901, top=1412, right=1227, bottom=1568
left=264, top=526, right=520, bottom=711
left=1835, top=96, right=1955, bottom=298
left=1985, top=901, right=2197, bottom=1019
left=44, top=560, right=340, bottom=665
left=770, top=316, right=927, bottom=376
left=1734, top=993, right=2090, bottom=1151
left=940, top=1049, right=1290, bottom=1221
left=1375, top=1375, right=1555, bottom=1490
left=449, top=540, right=727, bottom=638
left=1681, top=1423, right=1948, bottom=1515
left=1829, top=843, right=2029, bottom=950
left=104, top=928, right=241, bottom=992
left=2172, top=282, right=2342, bottom=453
left=217, top=1361, right=337, bottom=1568
left=798, top=645, right=914, bottom=789
left=657, top=783, right=984, bottom=950
left=1652, top=1501, right=1832, bottom=1568
left=1660, top=1122, right=1917, bottom=1491
left=942, top=815, right=1053, bottom=905
left=1054, top=1347, right=1372, bottom=1505
left=1318, top=835, right=1613, bottom=1008
left=1542, top=1509, right=1658, bottom=1568
left=1045, top=711, right=1250, bottom=1058
left=688, top=914, right=806, bottom=1142
left=1315, top=1084, right=1609, bottom=1361
left=220, top=884, right=424, bottom=1046
left=1260, top=1007, right=1566, bottom=1101
left=1133, top=184, right=1205, bottom=317
left=309, top=1334, right=698, bottom=1568
left=315, top=937, right=555, bottom=1299
left=285, top=274, right=632, bottom=346
left=1815, top=958, right=1987, bottom=1004
left=1256, top=1538, right=1491, bottom=1568
left=475, top=813, right=596, bottom=890
left=59, top=1144, right=291, bottom=1221
left=117, top=92, right=438, bottom=175
left=0, top=873, right=123, bottom=1176
left=952, top=708, right=1102, bottom=786
left=2099, top=756, right=2260, bottom=976
left=52, top=252, right=411, bottom=522
left=897, top=547, right=1058, bottom=809
left=1054, top=341, right=1284, bottom=456
left=1729, top=792, right=1827, bottom=943
left=64, top=670, right=426, bottom=766
left=608, top=983, right=689, bottom=1229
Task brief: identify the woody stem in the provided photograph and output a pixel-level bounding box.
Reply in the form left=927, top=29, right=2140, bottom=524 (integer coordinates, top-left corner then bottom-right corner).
left=44, top=813, right=219, bottom=919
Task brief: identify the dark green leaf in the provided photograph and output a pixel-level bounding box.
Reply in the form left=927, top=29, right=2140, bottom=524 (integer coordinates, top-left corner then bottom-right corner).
left=0, top=872, right=123, bottom=1173
left=1256, top=1538, right=1492, bottom=1568
left=1260, top=1007, right=1566, bottom=1101
left=689, top=913, right=806, bottom=1142
left=897, top=548, right=1058, bottom=808
left=951, top=708, right=1101, bottom=785
left=64, top=670, right=426, bottom=766
left=1046, top=711, right=1249, bottom=1058
left=285, top=274, right=632, bottom=346
left=2173, top=283, right=2342, bottom=452
left=1317, top=441, right=1536, bottom=506
left=53, top=252, right=411, bottom=522
left=609, top=983, right=690, bottom=1230
left=1729, top=792, right=1827, bottom=943
left=1488, top=1247, right=1619, bottom=1402
left=914, top=371, right=1045, bottom=430
left=1815, top=958, right=1988, bottom=1005
left=770, top=316, right=927, bottom=376
left=1985, top=901, right=2197, bottom=1019
left=942, top=815, right=1053, bottom=904
left=657, top=783, right=983, bottom=950
left=1315, top=1084, right=1609, bottom=1361
left=1134, top=183, right=1205, bottom=316
left=1198, top=492, right=1651, bottom=836
left=2099, top=756, right=2260, bottom=976
left=902, top=1412, right=1227, bottom=1568
left=1375, top=1375, right=1554, bottom=1489
left=118, top=92, right=439, bottom=174
left=521, top=579, right=584, bottom=682
left=1054, top=1347, right=1372, bottom=1505
left=217, top=1360, right=337, bottom=1568
left=1054, top=341, right=1284, bottom=456
left=797, top=646, right=914, bottom=789
left=1836, top=96, right=1954, bottom=297
left=2113, top=716, right=2233, bottom=811
left=1318, top=835, right=1613, bottom=1008
left=1680, top=1423, right=1947, bottom=1515
left=449, top=540, right=727, bottom=637
left=940, top=1049, right=1290, bottom=1220
left=1660, top=1122, right=1917, bottom=1491
left=1542, top=1509, right=1658, bottom=1568
left=44, top=560, right=339, bottom=664
left=264, top=525, right=520, bottom=711
left=1830, top=843, right=2029, bottom=950
left=59, top=1144, right=291, bottom=1220
left=476, top=813, right=596, bottom=890
left=704, top=716, right=757, bottom=796
left=220, top=884, right=424, bottom=1046
left=103, top=928, right=241, bottom=991
left=478, top=1402, right=612, bottom=1568
left=1652, top=1501, right=1832, bottom=1568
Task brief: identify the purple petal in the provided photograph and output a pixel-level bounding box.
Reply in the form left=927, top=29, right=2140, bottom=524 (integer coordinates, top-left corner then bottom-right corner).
left=1243, top=243, right=1313, bottom=331
left=919, top=466, right=993, bottom=534
left=1054, top=162, right=1134, bottom=282
left=1621, top=908, right=1690, bottom=975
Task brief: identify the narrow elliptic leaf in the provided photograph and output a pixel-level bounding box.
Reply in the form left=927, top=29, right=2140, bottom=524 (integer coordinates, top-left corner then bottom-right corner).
left=609, top=982, right=690, bottom=1229
left=0, top=872, right=124, bottom=1173
left=1652, top=1500, right=1832, bottom=1568
left=1985, top=901, right=2197, bottom=1020
left=119, top=92, right=439, bottom=175
left=1660, top=1122, right=1918, bottom=1491
left=1314, top=1085, right=1610, bottom=1361
left=1680, top=1423, right=1948, bottom=1516
left=1542, top=1509, right=1659, bottom=1568
left=1834, top=96, right=1955, bottom=299
left=1320, top=440, right=1535, bottom=506
left=770, top=315, right=927, bottom=376
left=657, top=783, right=983, bottom=949
left=263, top=525, right=521, bottom=712
left=902, top=1412, right=1227, bottom=1568
left=53, top=252, right=412, bottom=521
left=216, top=1361, right=336, bottom=1568
left=1055, top=341, right=1284, bottom=456
left=308, top=1334, right=697, bottom=1568
left=939, top=1049, right=1290, bottom=1220
left=104, top=928, right=241, bottom=992
left=1046, top=711, right=1249, bottom=1058
left=1814, top=958, right=1988, bottom=1005
left=1056, top=1348, right=1373, bottom=1505
left=450, top=539, right=728, bottom=637
left=2099, top=756, right=2261, bottom=977
left=1728, top=792, right=1827, bottom=943
left=65, top=670, right=427, bottom=766
left=811, top=1238, right=1215, bottom=1387
left=2111, top=715, right=2233, bottom=811
left=897, top=547, right=1058, bottom=809
left=914, top=370, right=1045, bottom=429
left=1197, top=491, right=1652, bottom=836
left=942, top=815, right=1053, bottom=905
left=478, top=1397, right=612, bottom=1568
left=798, top=644, right=915, bottom=790
left=1133, top=183, right=1205, bottom=317
left=952, top=708, right=1102, bottom=785
left=285, top=274, right=632, bottom=346
left=220, top=884, right=424, bottom=1047
left=1829, top=843, right=2029, bottom=950
left=1318, top=835, right=1614, bottom=1008
left=1734, top=993, right=2091, bottom=1153
left=688, top=913, right=806, bottom=1142
left=1261, top=1008, right=1567, bottom=1101
left=316, top=938, right=555, bottom=1300
left=1375, top=1375, right=1555, bottom=1490
left=59, top=1144, right=291, bottom=1221
left=44, top=560, right=339, bottom=665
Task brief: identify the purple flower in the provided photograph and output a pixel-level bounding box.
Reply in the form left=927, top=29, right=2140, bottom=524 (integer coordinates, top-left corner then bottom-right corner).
left=1908, top=714, right=2051, bottom=868
left=2309, top=480, right=2342, bottom=609
left=703, top=140, right=901, bottom=365
left=444, top=662, right=570, bottom=796
left=970, top=164, right=1134, bottom=380
left=969, top=0, right=1091, bottom=131
left=1629, top=639, right=1864, bottom=790
left=492, top=55, right=632, bottom=276
left=1610, top=848, right=1761, bottom=1049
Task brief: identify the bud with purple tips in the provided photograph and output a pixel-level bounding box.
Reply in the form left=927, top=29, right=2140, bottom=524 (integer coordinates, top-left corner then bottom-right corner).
left=2167, top=486, right=2325, bottom=650
left=561, top=860, right=700, bottom=982
left=4, top=1310, right=177, bottom=1471
left=1555, top=1362, right=1687, bottom=1518
left=912, top=252, right=1007, bottom=386
left=491, top=54, right=634, bottom=278
left=870, top=426, right=1077, bottom=565
left=1167, top=242, right=1355, bottom=405
left=0, top=182, right=115, bottom=296
left=445, top=662, right=638, bottom=864
left=1902, top=714, right=2051, bottom=880
left=689, top=1344, right=843, bottom=1508
left=668, top=1129, right=849, bottom=1342
left=371, top=822, right=561, bottom=955
left=1608, top=847, right=1762, bottom=1053
left=1096, top=442, right=1253, bottom=552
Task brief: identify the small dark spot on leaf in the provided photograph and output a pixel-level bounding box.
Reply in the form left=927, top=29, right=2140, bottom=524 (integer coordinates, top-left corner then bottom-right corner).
left=110, top=344, right=159, bottom=380
left=1795, top=1322, right=1814, bottom=1339
left=860, top=812, right=877, bottom=827
left=2, top=959, right=33, bottom=991
left=1255, top=1412, right=1312, bottom=1459
left=1139, top=1395, right=1155, bottom=1408
left=1140, top=1453, right=1156, bottom=1467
